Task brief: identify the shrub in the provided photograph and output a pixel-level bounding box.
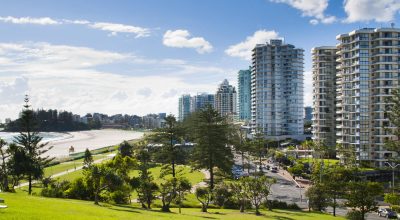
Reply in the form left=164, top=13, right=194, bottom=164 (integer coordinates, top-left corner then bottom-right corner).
left=110, top=188, right=130, bottom=204
left=391, top=205, right=400, bottom=212
left=41, top=180, right=71, bottom=198
left=287, top=203, right=301, bottom=210
left=346, top=210, right=363, bottom=220
left=65, top=177, right=92, bottom=200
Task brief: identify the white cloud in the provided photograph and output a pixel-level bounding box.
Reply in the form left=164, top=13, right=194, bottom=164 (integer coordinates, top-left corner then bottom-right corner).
left=62, top=19, right=90, bottom=25
left=163, top=29, right=213, bottom=54
left=0, top=77, right=29, bottom=104
left=225, top=30, right=280, bottom=60
left=89, top=22, right=150, bottom=38
left=0, top=16, right=60, bottom=25
left=343, top=0, right=400, bottom=23
left=0, top=42, right=226, bottom=120
left=0, top=16, right=151, bottom=38
left=270, top=0, right=336, bottom=24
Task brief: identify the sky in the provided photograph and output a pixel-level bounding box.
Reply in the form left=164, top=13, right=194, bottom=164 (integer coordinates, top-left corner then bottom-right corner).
left=1, top=0, right=400, bottom=121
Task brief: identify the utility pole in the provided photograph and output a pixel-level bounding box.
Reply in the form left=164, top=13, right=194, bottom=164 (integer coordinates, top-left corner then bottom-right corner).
left=385, top=162, right=400, bottom=194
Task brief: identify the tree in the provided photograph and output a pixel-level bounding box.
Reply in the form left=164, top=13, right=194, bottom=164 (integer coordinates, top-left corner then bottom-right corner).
left=159, top=178, right=175, bottom=212
left=0, top=139, right=10, bottom=191
left=83, top=148, right=93, bottom=169
left=231, top=126, right=250, bottom=172
left=384, top=88, right=400, bottom=160
left=13, top=96, right=54, bottom=194
left=147, top=115, right=185, bottom=178
left=119, top=141, right=134, bottom=158
left=85, top=164, right=123, bottom=205
left=195, top=187, right=212, bottom=212
left=175, top=177, right=191, bottom=214
left=131, top=149, right=158, bottom=209
left=189, top=105, right=234, bottom=190
left=305, top=183, right=330, bottom=212
left=6, top=143, right=29, bottom=189
left=213, top=182, right=231, bottom=208
left=324, top=166, right=353, bottom=216
left=229, top=178, right=248, bottom=212
left=288, top=163, right=305, bottom=178
left=384, top=193, right=400, bottom=206
left=243, top=176, right=275, bottom=215
left=345, top=181, right=383, bottom=220
left=251, top=129, right=266, bottom=173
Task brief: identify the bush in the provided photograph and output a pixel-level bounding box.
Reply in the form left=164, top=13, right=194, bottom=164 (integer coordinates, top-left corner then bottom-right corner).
left=346, top=210, right=363, bottom=220
left=110, top=188, right=131, bottom=204
left=287, top=203, right=301, bottom=210
left=391, top=205, right=400, bottom=212
left=264, top=200, right=300, bottom=210
left=65, top=177, right=92, bottom=200
left=41, top=180, right=71, bottom=198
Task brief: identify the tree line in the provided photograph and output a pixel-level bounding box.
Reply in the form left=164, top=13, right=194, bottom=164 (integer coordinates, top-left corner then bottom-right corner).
left=4, top=109, right=100, bottom=132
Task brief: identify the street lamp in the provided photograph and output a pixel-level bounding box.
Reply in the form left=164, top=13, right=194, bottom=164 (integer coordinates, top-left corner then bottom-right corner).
left=385, top=162, right=400, bottom=194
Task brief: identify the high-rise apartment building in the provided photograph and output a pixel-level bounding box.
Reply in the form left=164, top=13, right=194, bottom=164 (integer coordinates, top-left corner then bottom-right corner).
left=190, top=93, right=215, bottom=112
left=178, top=94, right=191, bottom=121
left=335, top=28, right=400, bottom=167
left=251, top=39, right=304, bottom=139
left=215, top=79, right=237, bottom=117
left=238, top=68, right=252, bottom=121
left=304, top=106, right=313, bottom=123
left=311, top=47, right=338, bottom=148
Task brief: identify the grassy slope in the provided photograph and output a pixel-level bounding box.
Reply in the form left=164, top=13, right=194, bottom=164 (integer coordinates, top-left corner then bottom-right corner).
left=0, top=192, right=344, bottom=220
left=45, top=154, right=110, bottom=177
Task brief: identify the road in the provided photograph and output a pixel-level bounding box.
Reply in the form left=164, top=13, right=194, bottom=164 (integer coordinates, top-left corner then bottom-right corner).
left=232, top=152, right=384, bottom=220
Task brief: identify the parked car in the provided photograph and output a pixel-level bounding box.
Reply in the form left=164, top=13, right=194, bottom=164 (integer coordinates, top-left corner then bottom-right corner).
left=271, top=167, right=278, bottom=173
left=386, top=211, right=397, bottom=219
left=377, top=207, right=385, bottom=215
left=379, top=208, right=394, bottom=218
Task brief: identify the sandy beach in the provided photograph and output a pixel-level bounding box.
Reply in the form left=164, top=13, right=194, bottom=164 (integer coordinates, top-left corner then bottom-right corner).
left=45, top=129, right=144, bottom=157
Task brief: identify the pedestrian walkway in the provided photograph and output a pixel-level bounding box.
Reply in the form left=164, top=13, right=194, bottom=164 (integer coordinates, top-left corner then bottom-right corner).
left=16, top=153, right=115, bottom=188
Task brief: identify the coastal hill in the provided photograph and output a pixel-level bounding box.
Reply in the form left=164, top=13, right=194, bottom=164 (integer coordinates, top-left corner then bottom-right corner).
left=4, top=109, right=100, bottom=132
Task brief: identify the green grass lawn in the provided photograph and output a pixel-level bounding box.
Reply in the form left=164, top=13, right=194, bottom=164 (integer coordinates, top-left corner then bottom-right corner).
left=297, top=158, right=339, bottom=166
left=0, top=192, right=345, bottom=220
left=129, top=165, right=204, bottom=185
left=45, top=154, right=111, bottom=177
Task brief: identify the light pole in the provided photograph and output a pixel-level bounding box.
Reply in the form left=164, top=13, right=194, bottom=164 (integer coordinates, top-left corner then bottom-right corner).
left=385, top=162, right=400, bottom=194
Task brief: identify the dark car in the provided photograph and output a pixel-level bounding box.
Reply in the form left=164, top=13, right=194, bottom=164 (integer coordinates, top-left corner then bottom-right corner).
left=379, top=208, right=395, bottom=218
left=271, top=167, right=278, bottom=173
left=386, top=211, right=397, bottom=219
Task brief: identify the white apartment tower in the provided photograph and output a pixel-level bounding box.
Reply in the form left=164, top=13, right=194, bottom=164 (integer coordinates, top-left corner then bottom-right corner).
left=215, top=79, right=237, bottom=117
left=311, top=47, right=338, bottom=148
left=251, top=39, right=304, bottom=139
left=336, top=28, right=400, bottom=167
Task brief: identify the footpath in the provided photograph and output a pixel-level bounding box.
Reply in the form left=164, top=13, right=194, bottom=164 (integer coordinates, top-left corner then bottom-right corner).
left=16, top=153, right=115, bottom=188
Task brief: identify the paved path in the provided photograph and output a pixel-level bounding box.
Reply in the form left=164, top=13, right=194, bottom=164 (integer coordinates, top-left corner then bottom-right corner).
left=190, top=169, right=210, bottom=193
left=16, top=153, right=115, bottom=188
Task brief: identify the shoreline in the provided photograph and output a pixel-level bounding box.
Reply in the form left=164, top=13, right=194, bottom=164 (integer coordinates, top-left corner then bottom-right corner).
left=1, top=129, right=144, bottom=158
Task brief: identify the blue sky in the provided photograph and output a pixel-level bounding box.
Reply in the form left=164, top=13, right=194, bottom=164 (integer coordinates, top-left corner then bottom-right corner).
left=0, top=0, right=400, bottom=120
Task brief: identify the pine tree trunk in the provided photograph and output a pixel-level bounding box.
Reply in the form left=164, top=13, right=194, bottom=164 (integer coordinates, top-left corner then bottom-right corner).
left=28, top=174, right=32, bottom=195
left=241, top=152, right=245, bottom=171
left=201, top=204, right=207, bottom=212
left=240, top=201, right=245, bottom=212
left=94, top=191, right=99, bottom=205
left=255, top=205, right=261, bottom=215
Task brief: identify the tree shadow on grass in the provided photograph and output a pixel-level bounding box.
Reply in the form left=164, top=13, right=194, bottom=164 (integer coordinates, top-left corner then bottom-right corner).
left=270, top=216, right=295, bottom=220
